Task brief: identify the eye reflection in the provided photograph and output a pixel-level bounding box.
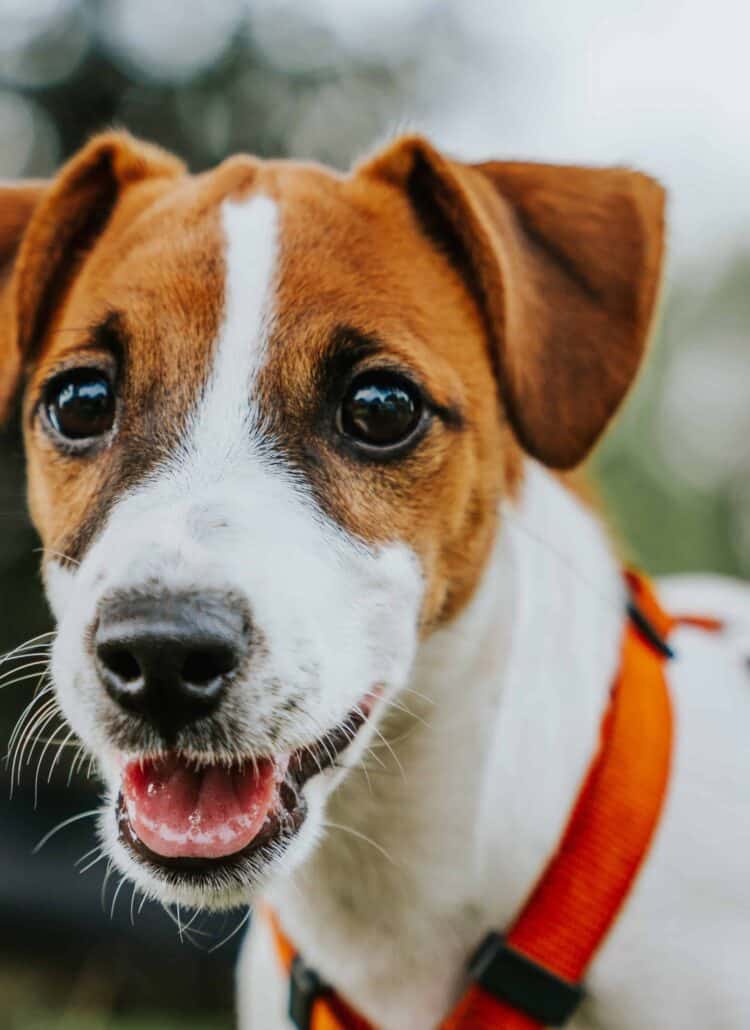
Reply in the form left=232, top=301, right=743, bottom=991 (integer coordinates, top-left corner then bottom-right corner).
left=44, top=369, right=116, bottom=442
left=339, top=372, right=422, bottom=449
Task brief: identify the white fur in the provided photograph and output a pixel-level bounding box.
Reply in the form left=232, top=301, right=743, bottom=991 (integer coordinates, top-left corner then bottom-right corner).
left=240, top=464, right=750, bottom=1029
left=191, top=195, right=276, bottom=461
left=46, top=193, right=423, bottom=908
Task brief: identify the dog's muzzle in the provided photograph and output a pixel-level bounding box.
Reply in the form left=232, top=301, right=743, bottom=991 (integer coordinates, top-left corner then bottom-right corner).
left=87, top=586, right=379, bottom=875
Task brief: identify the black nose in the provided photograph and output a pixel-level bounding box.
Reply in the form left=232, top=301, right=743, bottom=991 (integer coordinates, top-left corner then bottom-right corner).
left=94, top=593, right=250, bottom=738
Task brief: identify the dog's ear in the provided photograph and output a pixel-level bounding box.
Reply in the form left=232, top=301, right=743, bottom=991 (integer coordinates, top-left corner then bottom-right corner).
left=360, top=137, right=666, bottom=469
left=0, top=132, right=184, bottom=424
left=0, top=180, right=48, bottom=421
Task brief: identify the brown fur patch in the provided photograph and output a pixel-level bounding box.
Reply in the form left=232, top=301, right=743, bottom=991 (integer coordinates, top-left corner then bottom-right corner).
left=0, top=180, right=47, bottom=417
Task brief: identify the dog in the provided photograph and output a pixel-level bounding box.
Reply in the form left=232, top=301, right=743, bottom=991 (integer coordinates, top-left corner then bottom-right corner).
left=1, top=131, right=749, bottom=1030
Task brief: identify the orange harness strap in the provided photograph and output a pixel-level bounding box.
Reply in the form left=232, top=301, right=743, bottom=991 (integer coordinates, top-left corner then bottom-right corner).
left=268, top=916, right=372, bottom=1030
left=269, top=575, right=717, bottom=1030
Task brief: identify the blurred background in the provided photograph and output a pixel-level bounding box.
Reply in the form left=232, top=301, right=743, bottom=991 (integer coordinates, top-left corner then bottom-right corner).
left=0, top=0, right=748, bottom=1027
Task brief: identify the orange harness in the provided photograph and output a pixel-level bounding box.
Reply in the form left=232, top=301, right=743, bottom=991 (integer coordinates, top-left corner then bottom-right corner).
left=268, top=575, right=722, bottom=1029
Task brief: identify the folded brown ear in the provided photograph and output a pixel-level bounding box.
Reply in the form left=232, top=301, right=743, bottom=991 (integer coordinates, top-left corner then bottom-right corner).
left=0, top=132, right=184, bottom=424
left=0, top=181, right=47, bottom=421
left=361, top=137, right=666, bottom=468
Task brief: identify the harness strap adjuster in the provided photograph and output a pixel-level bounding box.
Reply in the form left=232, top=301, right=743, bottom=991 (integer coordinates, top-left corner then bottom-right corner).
left=626, top=599, right=675, bottom=660
left=289, top=953, right=329, bottom=1029
left=468, top=932, right=584, bottom=1026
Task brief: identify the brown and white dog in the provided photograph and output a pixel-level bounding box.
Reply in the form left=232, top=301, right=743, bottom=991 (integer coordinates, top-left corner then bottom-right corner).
left=1, top=133, right=749, bottom=1029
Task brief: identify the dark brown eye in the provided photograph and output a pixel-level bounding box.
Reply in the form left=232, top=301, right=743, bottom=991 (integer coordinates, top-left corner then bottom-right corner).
left=44, top=369, right=116, bottom=443
left=339, top=372, right=423, bottom=450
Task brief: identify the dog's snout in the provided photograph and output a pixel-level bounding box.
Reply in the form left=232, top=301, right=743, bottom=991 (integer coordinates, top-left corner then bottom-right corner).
left=94, top=593, right=249, bottom=737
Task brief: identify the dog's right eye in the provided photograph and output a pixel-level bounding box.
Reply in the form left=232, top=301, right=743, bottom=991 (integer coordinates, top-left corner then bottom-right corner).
left=43, top=369, right=116, bottom=444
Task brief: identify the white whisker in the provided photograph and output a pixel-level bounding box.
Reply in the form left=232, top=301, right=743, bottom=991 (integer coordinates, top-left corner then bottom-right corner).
left=110, top=874, right=128, bottom=919
left=79, top=850, right=107, bottom=875
left=208, top=908, right=250, bottom=954
left=38, top=548, right=81, bottom=567
left=7, top=679, right=53, bottom=755
left=9, top=694, right=56, bottom=793
left=47, top=727, right=77, bottom=783
left=368, top=723, right=406, bottom=782
left=378, top=695, right=432, bottom=730
left=32, top=713, right=67, bottom=803
left=100, top=860, right=115, bottom=910
left=182, top=907, right=201, bottom=935
left=0, top=631, right=54, bottom=668
left=76, top=844, right=104, bottom=868
left=400, top=685, right=435, bottom=706
left=160, top=903, right=207, bottom=944
left=0, top=658, right=51, bottom=686
left=67, top=744, right=85, bottom=787
left=323, top=820, right=396, bottom=865
left=32, top=808, right=100, bottom=854
left=362, top=743, right=387, bottom=771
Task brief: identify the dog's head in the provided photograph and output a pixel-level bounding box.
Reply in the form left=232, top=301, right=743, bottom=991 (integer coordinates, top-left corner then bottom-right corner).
left=0, top=133, right=664, bottom=907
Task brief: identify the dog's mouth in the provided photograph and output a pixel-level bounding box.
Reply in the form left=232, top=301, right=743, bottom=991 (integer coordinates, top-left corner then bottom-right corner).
left=115, top=696, right=375, bottom=876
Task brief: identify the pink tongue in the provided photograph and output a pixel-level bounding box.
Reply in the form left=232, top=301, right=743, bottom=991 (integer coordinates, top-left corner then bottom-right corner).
left=122, top=755, right=281, bottom=859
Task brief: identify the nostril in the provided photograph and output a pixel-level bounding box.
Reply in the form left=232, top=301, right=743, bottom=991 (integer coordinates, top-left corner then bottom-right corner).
left=98, top=644, right=142, bottom=684
left=181, top=644, right=237, bottom=687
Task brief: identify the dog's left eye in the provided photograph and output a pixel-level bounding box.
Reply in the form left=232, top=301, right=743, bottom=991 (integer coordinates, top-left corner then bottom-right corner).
left=43, top=369, right=116, bottom=443
left=338, top=372, right=424, bottom=451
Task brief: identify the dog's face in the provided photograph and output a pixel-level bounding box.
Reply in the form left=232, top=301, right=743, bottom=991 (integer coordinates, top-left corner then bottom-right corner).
left=0, top=134, right=664, bottom=908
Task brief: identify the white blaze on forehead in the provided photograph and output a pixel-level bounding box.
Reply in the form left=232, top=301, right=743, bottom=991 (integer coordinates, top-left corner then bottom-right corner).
left=190, top=193, right=278, bottom=465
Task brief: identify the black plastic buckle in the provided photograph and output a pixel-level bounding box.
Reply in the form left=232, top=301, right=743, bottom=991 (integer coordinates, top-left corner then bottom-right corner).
left=289, top=954, right=329, bottom=1030
left=626, top=600, right=675, bottom=660
left=468, top=933, right=584, bottom=1026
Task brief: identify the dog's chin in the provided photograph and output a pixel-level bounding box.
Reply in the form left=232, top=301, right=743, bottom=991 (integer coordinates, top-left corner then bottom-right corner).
left=98, top=699, right=376, bottom=910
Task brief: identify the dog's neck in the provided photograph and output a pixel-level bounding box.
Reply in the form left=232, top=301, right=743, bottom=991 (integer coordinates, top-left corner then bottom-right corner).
left=266, top=462, right=626, bottom=1029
